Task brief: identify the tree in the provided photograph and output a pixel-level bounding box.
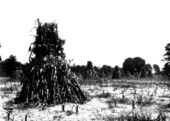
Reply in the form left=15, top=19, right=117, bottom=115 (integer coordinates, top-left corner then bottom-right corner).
left=87, top=61, right=93, bottom=70
left=112, top=65, right=121, bottom=79
left=163, top=43, right=170, bottom=76
left=145, top=64, right=152, bottom=77
left=85, top=61, right=98, bottom=79
left=163, top=62, right=170, bottom=76
left=71, top=65, right=87, bottom=79
left=140, top=64, right=152, bottom=78
left=122, top=57, right=135, bottom=75
left=153, top=64, right=161, bottom=75
left=122, top=57, right=146, bottom=77
left=140, top=67, right=147, bottom=78
left=99, top=65, right=112, bottom=77
left=15, top=20, right=86, bottom=105
left=0, top=43, right=1, bottom=61
left=93, top=66, right=99, bottom=74
left=133, top=57, right=146, bottom=74
left=125, top=71, right=132, bottom=77
left=164, top=43, right=170, bottom=61
left=3, top=55, right=21, bottom=77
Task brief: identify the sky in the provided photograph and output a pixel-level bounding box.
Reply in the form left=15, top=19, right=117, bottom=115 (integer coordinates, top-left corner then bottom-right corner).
left=0, top=0, right=170, bottom=69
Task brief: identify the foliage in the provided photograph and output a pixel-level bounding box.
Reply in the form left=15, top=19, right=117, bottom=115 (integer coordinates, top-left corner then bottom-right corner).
left=163, top=43, right=170, bottom=77
left=163, top=62, right=170, bottom=77
left=153, top=64, right=161, bottom=75
left=3, top=55, right=21, bottom=77
left=85, top=61, right=98, bottom=79
left=164, top=43, right=170, bottom=61
left=125, top=71, right=132, bottom=77
left=146, top=64, right=152, bottom=77
left=99, top=65, right=113, bottom=77
left=140, top=64, right=152, bottom=78
left=15, top=20, right=86, bottom=105
left=122, top=57, right=146, bottom=77
left=71, top=64, right=114, bottom=79
left=71, top=65, right=87, bottom=78
left=140, top=67, right=147, bottom=78
left=0, top=43, right=1, bottom=61
left=0, top=62, right=5, bottom=76
left=133, top=57, right=146, bottom=74
left=87, top=61, right=93, bottom=70
left=123, top=57, right=135, bottom=75
left=71, top=61, right=98, bottom=79
left=85, top=69, right=98, bottom=79
left=112, top=65, right=121, bottom=79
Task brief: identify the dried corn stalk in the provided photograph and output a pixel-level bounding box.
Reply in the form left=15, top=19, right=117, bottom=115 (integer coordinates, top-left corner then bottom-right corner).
left=15, top=19, right=87, bottom=105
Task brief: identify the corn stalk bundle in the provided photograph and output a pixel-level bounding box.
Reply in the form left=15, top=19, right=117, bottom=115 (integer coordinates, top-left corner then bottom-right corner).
left=15, top=20, right=87, bottom=105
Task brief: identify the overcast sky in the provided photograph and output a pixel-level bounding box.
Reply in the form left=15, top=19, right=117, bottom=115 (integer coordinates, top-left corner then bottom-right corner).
left=0, top=0, right=170, bottom=69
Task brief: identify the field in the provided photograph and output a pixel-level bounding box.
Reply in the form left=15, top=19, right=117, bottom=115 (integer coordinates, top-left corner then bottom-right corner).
left=0, top=77, right=170, bottom=120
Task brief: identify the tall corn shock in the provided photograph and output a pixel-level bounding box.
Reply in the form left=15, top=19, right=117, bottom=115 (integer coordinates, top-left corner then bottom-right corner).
left=15, top=20, right=87, bottom=105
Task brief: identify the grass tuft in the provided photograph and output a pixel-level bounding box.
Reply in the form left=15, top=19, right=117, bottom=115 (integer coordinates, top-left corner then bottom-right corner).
left=96, top=92, right=111, bottom=98
left=105, top=110, right=166, bottom=121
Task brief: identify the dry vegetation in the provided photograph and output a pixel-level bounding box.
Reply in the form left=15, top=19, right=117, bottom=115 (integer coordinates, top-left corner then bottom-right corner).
left=0, top=76, right=170, bottom=120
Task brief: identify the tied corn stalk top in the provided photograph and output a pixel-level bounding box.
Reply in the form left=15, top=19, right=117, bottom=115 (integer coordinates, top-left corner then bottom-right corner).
left=29, top=20, right=65, bottom=65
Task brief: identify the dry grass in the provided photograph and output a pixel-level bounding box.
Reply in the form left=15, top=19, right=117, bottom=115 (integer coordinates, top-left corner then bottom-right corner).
left=96, top=92, right=111, bottom=98
left=0, top=77, right=170, bottom=120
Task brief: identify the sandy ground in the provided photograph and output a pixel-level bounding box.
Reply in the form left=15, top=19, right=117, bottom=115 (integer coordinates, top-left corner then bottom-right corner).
left=0, top=77, right=170, bottom=121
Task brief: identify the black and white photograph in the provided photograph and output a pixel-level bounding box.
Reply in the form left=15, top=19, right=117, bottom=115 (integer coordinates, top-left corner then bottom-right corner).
left=0, top=0, right=170, bottom=120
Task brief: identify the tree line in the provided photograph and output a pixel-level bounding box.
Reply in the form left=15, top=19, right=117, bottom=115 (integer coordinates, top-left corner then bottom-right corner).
left=0, top=50, right=163, bottom=80
left=71, top=57, right=161, bottom=80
